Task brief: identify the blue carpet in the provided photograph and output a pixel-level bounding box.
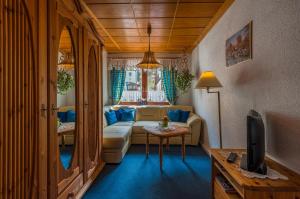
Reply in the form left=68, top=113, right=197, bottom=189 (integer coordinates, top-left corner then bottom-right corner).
left=59, top=145, right=73, bottom=169
left=83, top=145, right=211, bottom=199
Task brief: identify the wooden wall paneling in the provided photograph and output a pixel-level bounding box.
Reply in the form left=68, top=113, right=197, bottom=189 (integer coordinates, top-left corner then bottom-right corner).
left=0, top=0, right=39, bottom=198
left=83, top=30, right=100, bottom=181
left=83, top=28, right=90, bottom=183
left=98, top=44, right=104, bottom=166
left=47, top=0, right=59, bottom=198
left=0, top=0, right=3, bottom=196
left=78, top=24, right=85, bottom=183
left=37, top=0, right=48, bottom=198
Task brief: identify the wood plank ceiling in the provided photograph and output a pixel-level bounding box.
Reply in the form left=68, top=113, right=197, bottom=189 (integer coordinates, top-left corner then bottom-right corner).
left=84, top=0, right=226, bottom=53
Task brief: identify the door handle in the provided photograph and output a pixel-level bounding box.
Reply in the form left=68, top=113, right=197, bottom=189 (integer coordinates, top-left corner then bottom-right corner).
left=51, top=104, right=59, bottom=114
left=40, top=104, right=48, bottom=117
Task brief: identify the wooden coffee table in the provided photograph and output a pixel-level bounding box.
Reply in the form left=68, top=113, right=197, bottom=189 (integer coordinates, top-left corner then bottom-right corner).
left=143, top=125, right=189, bottom=171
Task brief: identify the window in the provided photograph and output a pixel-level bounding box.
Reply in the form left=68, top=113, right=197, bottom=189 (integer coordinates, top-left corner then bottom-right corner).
left=121, top=69, right=142, bottom=102
left=121, top=68, right=167, bottom=103
left=147, top=68, right=167, bottom=102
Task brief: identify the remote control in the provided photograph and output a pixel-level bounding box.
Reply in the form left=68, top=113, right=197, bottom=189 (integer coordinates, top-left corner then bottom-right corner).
left=227, top=152, right=238, bottom=163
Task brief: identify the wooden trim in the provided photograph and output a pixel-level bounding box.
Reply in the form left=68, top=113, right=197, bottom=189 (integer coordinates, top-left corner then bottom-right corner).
left=189, top=0, right=235, bottom=51
left=37, top=0, right=48, bottom=198
left=79, top=0, right=121, bottom=50
left=0, top=0, right=40, bottom=198
left=75, top=161, right=106, bottom=199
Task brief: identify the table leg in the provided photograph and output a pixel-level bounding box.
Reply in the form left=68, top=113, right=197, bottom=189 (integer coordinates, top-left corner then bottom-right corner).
left=146, top=133, right=149, bottom=158
left=182, top=135, right=185, bottom=161
left=166, top=138, right=170, bottom=151
left=62, top=135, right=65, bottom=148
left=159, top=137, right=163, bottom=171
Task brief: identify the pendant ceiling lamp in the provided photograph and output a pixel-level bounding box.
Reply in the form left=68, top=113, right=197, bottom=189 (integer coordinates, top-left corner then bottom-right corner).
left=58, top=51, right=74, bottom=70
left=137, top=23, right=161, bottom=69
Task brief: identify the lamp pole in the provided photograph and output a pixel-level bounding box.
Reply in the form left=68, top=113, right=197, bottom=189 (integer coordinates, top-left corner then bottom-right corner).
left=207, top=88, right=223, bottom=149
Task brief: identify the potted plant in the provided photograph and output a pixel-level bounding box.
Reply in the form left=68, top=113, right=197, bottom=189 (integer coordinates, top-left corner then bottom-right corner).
left=175, top=69, right=194, bottom=96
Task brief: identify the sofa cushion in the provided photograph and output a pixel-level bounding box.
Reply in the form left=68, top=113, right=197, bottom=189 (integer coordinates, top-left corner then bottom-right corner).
left=57, top=112, right=67, bottom=123
left=111, top=121, right=135, bottom=126
left=114, top=108, right=125, bottom=121
left=168, top=110, right=181, bottom=122
left=135, top=107, right=163, bottom=121
left=169, top=122, right=189, bottom=129
left=105, top=111, right=118, bottom=125
left=161, top=105, right=193, bottom=117
left=179, top=110, right=190, bottom=123
left=66, top=110, right=76, bottom=122
left=103, top=125, right=132, bottom=149
left=120, top=109, right=135, bottom=121
left=133, top=121, right=160, bottom=134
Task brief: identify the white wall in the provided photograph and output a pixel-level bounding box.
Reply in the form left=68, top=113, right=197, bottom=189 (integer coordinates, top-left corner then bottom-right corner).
left=191, top=0, right=300, bottom=173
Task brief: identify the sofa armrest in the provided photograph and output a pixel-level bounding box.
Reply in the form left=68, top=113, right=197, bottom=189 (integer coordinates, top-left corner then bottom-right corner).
left=187, top=113, right=202, bottom=145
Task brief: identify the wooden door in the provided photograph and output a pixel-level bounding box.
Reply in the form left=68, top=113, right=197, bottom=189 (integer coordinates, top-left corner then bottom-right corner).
left=0, top=0, right=48, bottom=198
left=83, top=31, right=101, bottom=180
left=48, top=2, right=84, bottom=198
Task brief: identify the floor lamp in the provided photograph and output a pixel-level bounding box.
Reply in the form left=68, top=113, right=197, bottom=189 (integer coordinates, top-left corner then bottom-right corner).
left=195, top=71, right=223, bottom=148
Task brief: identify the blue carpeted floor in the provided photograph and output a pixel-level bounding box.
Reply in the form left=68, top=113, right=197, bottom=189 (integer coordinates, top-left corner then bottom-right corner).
left=83, top=145, right=212, bottom=199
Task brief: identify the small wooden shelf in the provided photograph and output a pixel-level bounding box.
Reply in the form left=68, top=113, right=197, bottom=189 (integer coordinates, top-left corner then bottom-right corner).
left=214, top=162, right=243, bottom=197
left=214, top=177, right=241, bottom=199
left=211, top=149, right=300, bottom=199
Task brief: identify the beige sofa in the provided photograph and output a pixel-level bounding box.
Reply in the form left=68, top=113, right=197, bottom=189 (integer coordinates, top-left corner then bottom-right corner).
left=102, top=105, right=202, bottom=163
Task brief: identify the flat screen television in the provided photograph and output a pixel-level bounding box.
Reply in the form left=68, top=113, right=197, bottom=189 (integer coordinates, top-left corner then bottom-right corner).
left=240, top=110, right=267, bottom=175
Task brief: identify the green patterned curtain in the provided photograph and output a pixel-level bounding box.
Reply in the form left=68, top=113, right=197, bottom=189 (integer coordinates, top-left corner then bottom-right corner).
left=162, top=67, right=177, bottom=105
left=110, top=67, right=126, bottom=105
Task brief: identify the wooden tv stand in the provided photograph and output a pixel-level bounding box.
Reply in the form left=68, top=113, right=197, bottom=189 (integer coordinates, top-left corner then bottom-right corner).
left=211, top=149, right=300, bottom=199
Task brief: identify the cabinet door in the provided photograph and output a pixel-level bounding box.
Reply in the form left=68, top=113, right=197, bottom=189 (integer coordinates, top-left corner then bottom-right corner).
left=0, top=0, right=47, bottom=198
left=48, top=3, right=84, bottom=197
left=83, top=31, right=102, bottom=180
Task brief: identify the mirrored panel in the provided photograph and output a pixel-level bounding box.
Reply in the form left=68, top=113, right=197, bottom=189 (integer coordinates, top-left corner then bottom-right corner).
left=57, top=26, right=76, bottom=170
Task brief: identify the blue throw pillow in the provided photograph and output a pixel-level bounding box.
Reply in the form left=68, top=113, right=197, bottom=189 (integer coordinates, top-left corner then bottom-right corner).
left=120, top=109, right=135, bottom=121
left=114, top=108, right=125, bottom=121
left=168, top=110, right=181, bottom=122
left=180, top=110, right=190, bottom=123
left=105, top=111, right=118, bottom=125
left=66, top=110, right=76, bottom=122
left=57, top=112, right=67, bottom=123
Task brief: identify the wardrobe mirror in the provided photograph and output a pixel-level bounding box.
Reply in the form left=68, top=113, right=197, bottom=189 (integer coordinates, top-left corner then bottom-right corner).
left=57, top=26, right=77, bottom=170
left=88, top=47, right=98, bottom=161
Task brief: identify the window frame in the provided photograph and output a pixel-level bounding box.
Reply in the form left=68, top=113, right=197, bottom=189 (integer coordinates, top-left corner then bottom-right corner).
left=120, top=68, right=169, bottom=105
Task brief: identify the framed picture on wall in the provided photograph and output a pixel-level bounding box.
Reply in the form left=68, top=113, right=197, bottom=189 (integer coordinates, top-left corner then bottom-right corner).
left=226, top=21, right=252, bottom=67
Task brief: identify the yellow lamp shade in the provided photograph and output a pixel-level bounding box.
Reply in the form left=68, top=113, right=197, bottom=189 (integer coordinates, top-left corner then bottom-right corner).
left=195, top=71, right=222, bottom=89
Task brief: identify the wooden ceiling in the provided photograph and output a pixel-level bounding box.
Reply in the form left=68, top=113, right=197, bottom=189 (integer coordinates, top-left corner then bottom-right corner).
left=83, top=0, right=228, bottom=53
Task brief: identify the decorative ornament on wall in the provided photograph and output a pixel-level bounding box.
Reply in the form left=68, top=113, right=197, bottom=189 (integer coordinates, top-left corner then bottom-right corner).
left=226, top=21, right=252, bottom=67
left=57, top=69, right=75, bottom=95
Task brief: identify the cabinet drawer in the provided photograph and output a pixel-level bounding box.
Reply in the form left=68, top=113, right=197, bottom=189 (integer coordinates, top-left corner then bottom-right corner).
left=58, top=174, right=83, bottom=199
